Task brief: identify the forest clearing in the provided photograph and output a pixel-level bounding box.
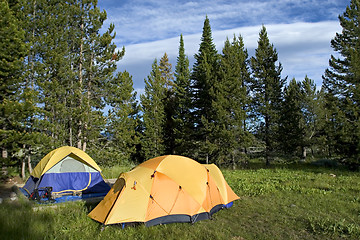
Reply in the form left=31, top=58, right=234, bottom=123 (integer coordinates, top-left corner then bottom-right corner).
left=1, top=161, right=359, bottom=240
left=1, top=0, right=359, bottom=239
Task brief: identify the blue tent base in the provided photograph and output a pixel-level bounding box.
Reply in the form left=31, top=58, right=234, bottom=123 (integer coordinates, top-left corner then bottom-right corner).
left=20, top=187, right=107, bottom=204
left=145, top=202, right=235, bottom=227
left=51, top=192, right=107, bottom=203
left=224, top=201, right=234, bottom=208
left=21, top=171, right=111, bottom=204
left=95, top=202, right=236, bottom=229
left=36, top=194, right=105, bottom=204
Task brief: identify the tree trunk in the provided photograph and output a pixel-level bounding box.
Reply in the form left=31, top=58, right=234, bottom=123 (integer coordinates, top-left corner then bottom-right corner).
left=83, top=50, right=93, bottom=153
left=2, top=147, right=7, bottom=159
left=51, top=107, right=55, bottom=140
left=21, top=158, right=26, bottom=180
left=265, top=149, right=270, bottom=166
left=2, top=125, right=7, bottom=158
left=77, top=9, right=84, bottom=150
left=77, top=129, right=82, bottom=149
left=69, top=118, right=73, bottom=146
left=302, top=146, right=307, bottom=160
left=82, top=141, right=87, bottom=152
left=30, top=0, right=36, bottom=89
left=311, top=147, right=314, bottom=158
left=27, top=153, right=33, bottom=174
left=265, top=115, right=270, bottom=166
left=232, top=153, right=236, bottom=170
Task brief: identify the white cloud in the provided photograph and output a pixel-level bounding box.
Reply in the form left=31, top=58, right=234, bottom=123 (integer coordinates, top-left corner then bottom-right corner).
left=103, top=0, right=346, bottom=45
left=117, top=21, right=341, bottom=93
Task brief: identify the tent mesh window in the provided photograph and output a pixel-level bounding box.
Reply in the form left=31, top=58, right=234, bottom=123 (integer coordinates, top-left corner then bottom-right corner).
left=46, top=156, right=97, bottom=173
left=60, top=158, right=86, bottom=173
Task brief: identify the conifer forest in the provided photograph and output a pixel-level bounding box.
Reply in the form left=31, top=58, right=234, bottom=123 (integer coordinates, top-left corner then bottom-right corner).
left=1, top=0, right=360, bottom=178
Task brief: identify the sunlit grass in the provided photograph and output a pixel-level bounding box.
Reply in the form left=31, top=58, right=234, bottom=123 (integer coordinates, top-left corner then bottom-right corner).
left=1, top=162, right=359, bottom=239
left=101, top=164, right=133, bottom=179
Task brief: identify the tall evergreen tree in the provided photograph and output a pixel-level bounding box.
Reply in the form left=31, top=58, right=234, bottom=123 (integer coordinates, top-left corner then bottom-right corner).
left=34, top=0, right=75, bottom=147
left=250, top=25, right=286, bottom=165
left=322, top=0, right=360, bottom=163
left=81, top=23, right=125, bottom=153
left=159, top=52, right=174, bottom=89
left=2, top=0, right=125, bottom=172
left=277, top=76, right=324, bottom=160
left=104, top=71, right=139, bottom=166
left=159, top=53, right=175, bottom=154
left=301, top=77, right=323, bottom=158
left=173, top=34, right=192, bottom=156
left=140, top=59, right=166, bottom=160
left=191, top=16, right=219, bottom=163
left=18, top=0, right=124, bottom=154
left=69, top=1, right=125, bottom=151
left=17, top=0, right=49, bottom=174
left=0, top=0, right=34, bottom=175
left=213, top=35, right=251, bottom=167
left=0, top=0, right=22, bottom=155
left=279, top=79, right=304, bottom=157
left=279, top=77, right=323, bottom=160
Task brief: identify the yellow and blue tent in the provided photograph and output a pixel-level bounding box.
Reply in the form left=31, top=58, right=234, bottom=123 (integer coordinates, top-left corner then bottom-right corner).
left=88, top=155, right=239, bottom=227
left=21, top=146, right=110, bottom=202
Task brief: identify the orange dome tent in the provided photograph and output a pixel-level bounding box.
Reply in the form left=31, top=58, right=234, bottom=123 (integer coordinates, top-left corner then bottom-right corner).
left=88, top=155, right=239, bottom=227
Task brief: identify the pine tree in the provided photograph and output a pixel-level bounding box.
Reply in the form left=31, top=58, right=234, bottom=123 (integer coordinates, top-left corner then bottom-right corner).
left=322, top=0, right=360, bottom=163
left=279, top=77, right=323, bottom=160
left=191, top=16, right=219, bottom=163
left=0, top=0, right=29, bottom=169
left=19, top=0, right=124, bottom=155
left=173, top=34, right=192, bottom=156
left=250, top=25, right=286, bottom=165
left=140, top=59, right=166, bottom=160
left=2, top=0, right=125, bottom=170
left=159, top=53, right=175, bottom=154
left=70, top=1, right=124, bottom=151
left=159, top=52, right=174, bottom=89
left=301, top=77, right=323, bottom=159
left=7, top=0, right=59, bottom=177
left=81, top=24, right=125, bottom=153
left=213, top=35, right=251, bottom=167
left=279, top=79, right=304, bottom=157
left=104, top=71, right=139, bottom=166
left=25, top=0, right=80, bottom=148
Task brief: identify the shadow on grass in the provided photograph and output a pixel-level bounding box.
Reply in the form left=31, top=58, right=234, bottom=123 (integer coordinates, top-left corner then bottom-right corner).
left=228, top=157, right=359, bottom=175
left=84, top=200, right=101, bottom=213
left=0, top=200, right=55, bottom=240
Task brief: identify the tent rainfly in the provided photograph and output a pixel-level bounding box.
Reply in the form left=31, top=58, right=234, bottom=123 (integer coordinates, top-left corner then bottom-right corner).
left=21, top=146, right=110, bottom=202
left=88, top=155, right=239, bottom=227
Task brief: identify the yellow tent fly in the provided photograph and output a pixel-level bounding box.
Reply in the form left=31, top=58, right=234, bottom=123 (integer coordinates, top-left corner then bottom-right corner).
left=88, top=155, right=239, bottom=227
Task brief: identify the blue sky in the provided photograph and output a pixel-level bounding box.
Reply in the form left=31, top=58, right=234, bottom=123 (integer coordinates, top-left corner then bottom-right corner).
left=97, top=0, right=349, bottom=95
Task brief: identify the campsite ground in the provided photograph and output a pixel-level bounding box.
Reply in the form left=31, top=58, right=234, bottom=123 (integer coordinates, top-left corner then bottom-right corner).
left=1, top=161, right=359, bottom=240
left=0, top=176, right=23, bottom=201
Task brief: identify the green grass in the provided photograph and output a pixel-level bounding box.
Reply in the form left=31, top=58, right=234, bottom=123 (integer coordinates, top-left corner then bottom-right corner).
left=1, top=163, right=359, bottom=240
left=221, top=165, right=360, bottom=239
left=101, top=164, right=133, bottom=179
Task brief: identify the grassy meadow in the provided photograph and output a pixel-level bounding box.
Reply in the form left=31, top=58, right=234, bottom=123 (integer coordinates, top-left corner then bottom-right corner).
left=1, top=161, right=359, bottom=240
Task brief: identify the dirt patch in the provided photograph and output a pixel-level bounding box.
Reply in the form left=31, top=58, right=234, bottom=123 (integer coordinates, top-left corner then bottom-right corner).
left=0, top=176, right=24, bottom=200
